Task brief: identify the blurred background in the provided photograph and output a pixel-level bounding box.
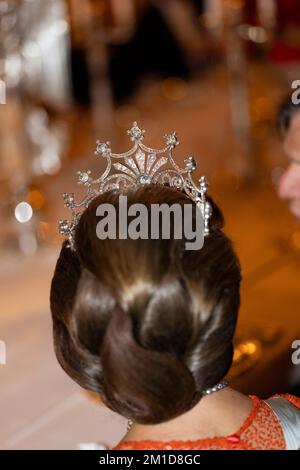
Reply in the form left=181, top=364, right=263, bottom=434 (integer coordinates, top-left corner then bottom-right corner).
left=0, top=0, right=300, bottom=450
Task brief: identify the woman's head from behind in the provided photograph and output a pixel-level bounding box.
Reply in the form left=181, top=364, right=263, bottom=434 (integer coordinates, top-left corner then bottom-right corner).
left=50, top=185, right=241, bottom=424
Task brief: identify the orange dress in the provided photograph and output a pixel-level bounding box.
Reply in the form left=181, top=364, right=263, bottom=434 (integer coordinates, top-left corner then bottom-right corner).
left=113, top=394, right=300, bottom=450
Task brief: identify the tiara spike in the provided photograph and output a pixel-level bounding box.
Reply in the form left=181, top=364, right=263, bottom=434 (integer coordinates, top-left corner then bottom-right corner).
left=59, top=122, right=212, bottom=250
left=127, top=122, right=145, bottom=141
left=164, top=131, right=179, bottom=148
left=95, top=141, right=111, bottom=156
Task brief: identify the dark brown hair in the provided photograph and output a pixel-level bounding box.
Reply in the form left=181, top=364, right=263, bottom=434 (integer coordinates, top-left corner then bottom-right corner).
left=50, top=185, right=241, bottom=424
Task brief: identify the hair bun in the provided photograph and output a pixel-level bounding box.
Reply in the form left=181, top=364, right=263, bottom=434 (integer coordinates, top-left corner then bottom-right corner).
left=101, top=306, right=197, bottom=424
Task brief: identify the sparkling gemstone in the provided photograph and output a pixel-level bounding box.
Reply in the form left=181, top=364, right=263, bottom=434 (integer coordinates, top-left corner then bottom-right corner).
left=185, top=156, right=196, bottom=172
left=172, top=176, right=182, bottom=188
left=164, top=132, right=178, bottom=147
left=138, top=174, right=152, bottom=184
left=135, top=149, right=146, bottom=173
left=63, top=192, right=75, bottom=208
left=77, top=170, right=91, bottom=185
left=58, top=219, right=70, bottom=235
left=131, top=126, right=142, bottom=138
left=81, top=173, right=89, bottom=183
left=96, top=141, right=111, bottom=156
left=204, top=202, right=212, bottom=218
left=199, top=176, right=208, bottom=193
left=146, top=153, right=156, bottom=173
left=128, top=122, right=144, bottom=140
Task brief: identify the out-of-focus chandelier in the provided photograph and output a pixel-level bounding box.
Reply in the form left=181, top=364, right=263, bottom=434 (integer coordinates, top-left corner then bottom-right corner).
left=0, top=0, right=71, bottom=254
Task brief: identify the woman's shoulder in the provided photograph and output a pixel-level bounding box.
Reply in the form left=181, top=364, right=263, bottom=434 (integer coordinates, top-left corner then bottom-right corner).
left=112, top=394, right=300, bottom=450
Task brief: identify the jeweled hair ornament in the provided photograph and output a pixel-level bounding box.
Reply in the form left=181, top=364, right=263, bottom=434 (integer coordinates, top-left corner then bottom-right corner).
left=59, top=122, right=212, bottom=250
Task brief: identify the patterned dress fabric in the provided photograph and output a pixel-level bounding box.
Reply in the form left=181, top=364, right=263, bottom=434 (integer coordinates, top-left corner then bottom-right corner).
left=113, top=394, right=300, bottom=450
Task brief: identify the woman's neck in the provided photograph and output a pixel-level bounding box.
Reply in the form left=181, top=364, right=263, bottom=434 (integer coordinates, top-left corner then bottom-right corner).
left=122, top=388, right=253, bottom=443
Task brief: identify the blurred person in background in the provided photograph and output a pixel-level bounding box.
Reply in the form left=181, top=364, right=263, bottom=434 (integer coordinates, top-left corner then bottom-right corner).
left=277, top=97, right=300, bottom=219
left=70, top=0, right=216, bottom=104
left=108, top=0, right=216, bottom=102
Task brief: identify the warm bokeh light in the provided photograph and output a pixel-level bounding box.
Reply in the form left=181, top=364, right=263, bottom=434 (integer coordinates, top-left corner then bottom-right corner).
left=27, top=189, right=46, bottom=210
left=14, top=202, right=33, bottom=223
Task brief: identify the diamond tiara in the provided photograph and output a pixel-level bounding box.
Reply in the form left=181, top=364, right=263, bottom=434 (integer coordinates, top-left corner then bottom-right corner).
left=59, top=122, right=212, bottom=250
